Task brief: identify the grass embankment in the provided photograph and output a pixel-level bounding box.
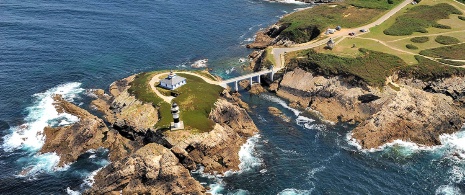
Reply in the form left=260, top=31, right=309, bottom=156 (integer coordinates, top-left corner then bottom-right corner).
left=262, top=47, right=275, bottom=68
left=128, top=72, right=173, bottom=127
left=277, top=0, right=402, bottom=43
left=419, top=43, right=465, bottom=60
left=175, top=73, right=223, bottom=132
left=287, top=48, right=406, bottom=87
left=383, top=3, right=462, bottom=36
left=399, top=55, right=465, bottom=81
left=129, top=71, right=223, bottom=132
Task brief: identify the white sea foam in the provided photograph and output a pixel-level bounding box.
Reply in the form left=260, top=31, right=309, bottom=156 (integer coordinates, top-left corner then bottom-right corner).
left=2, top=83, right=84, bottom=176
left=238, top=134, right=262, bottom=172
left=2, top=82, right=84, bottom=152
left=260, top=94, right=301, bottom=116
left=66, top=187, right=80, bottom=195
left=435, top=185, right=462, bottom=195
left=191, top=59, right=208, bottom=68
left=307, top=166, right=325, bottom=180
left=268, top=0, right=307, bottom=5
left=278, top=188, right=313, bottom=195
left=225, top=67, right=236, bottom=75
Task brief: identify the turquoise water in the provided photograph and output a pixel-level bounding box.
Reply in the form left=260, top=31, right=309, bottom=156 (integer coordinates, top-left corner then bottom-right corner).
left=1, top=0, right=464, bottom=194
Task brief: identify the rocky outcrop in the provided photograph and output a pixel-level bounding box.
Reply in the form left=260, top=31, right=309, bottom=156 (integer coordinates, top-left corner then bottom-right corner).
left=85, top=143, right=205, bottom=195
left=40, top=95, right=141, bottom=167
left=164, top=99, right=258, bottom=174
left=274, top=68, right=465, bottom=149
left=91, top=76, right=158, bottom=139
left=352, top=86, right=465, bottom=149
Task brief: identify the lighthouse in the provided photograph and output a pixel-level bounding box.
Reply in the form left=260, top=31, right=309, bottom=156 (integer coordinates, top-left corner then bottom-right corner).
left=170, top=102, right=184, bottom=130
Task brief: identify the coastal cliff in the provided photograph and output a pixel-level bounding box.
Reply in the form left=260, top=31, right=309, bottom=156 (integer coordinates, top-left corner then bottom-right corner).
left=273, top=67, right=465, bottom=149
left=40, top=73, right=258, bottom=194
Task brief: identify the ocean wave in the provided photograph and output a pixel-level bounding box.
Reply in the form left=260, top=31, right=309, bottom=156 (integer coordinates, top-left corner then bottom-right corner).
left=260, top=94, right=301, bottom=116
left=307, top=165, right=325, bottom=180
left=2, top=82, right=84, bottom=152
left=191, top=59, right=208, bottom=68
left=225, top=134, right=263, bottom=176
left=435, top=184, right=462, bottom=195
left=2, top=82, right=84, bottom=176
left=278, top=188, right=313, bottom=195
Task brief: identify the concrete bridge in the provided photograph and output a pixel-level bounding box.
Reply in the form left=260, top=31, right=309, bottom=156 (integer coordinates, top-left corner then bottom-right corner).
left=220, top=68, right=279, bottom=91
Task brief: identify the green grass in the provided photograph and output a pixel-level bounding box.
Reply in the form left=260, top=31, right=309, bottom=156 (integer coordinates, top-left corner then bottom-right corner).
left=288, top=48, right=406, bottom=87
left=406, top=44, right=418, bottom=50
left=435, top=35, right=461, bottom=45
left=174, top=73, right=223, bottom=132
left=348, top=0, right=403, bottom=9
left=383, top=3, right=462, bottom=36
left=399, top=55, right=465, bottom=81
left=277, top=1, right=387, bottom=43
left=419, top=43, right=465, bottom=60
left=127, top=71, right=172, bottom=128
left=192, top=70, right=218, bottom=81
left=262, top=47, right=276, bottom=67
left=410, top=36, right=429, bottom=43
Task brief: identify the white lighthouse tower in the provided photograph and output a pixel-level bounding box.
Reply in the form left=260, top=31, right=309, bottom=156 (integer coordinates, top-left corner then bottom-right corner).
left=170, top=102, right=184, bottom=130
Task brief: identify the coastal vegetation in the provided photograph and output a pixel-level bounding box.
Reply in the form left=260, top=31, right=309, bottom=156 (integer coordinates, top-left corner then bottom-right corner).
left=383, top=3, right=462, bottom=36
left=128, top=71, right=223, bottom=132
left=287, top=48, right=406, bottom=87
left=405, top=44, right=418, bottom=50
left=277, top=0, right=402, bottom=43
left=459, top=15, right=465, bottom=21
left=419, top=43, right=465, bottom=60
left=410, top=36, right=429, bottom=43
left=434, top=35, right=461, bottom=45
left=399, top=55, right=465, bottom=81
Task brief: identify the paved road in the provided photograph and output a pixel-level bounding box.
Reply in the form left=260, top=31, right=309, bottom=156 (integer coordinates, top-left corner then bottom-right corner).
left=271, top=0, right=412, bottom=68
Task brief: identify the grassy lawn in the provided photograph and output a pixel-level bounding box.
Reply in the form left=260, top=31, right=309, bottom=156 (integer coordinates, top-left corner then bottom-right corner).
left=173, top=73, right=223, bottom=132
left=287, top=48, right=406, bottom=87
left=128, top=71, right=223, bottom=132
left=315, top=37, right=418, bottom=64
left=127, top=71, right=173, bottom=128
left=399, top=55, right=465, bottom=81
left=277, top=0, right=402, bottom=43
left=383, top=3, right=462, bottom=36
left=419, top=43, right=465, bottom=60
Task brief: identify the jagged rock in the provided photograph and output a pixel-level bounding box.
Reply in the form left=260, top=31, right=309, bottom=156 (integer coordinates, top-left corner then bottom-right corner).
left=276, top=67, right=465, bottom=149
left=268, top=107, right=291, bottom=122
left=352, top=86, right=465, bottom=149
left=40, top=95, right=141, bottom=167
left=85, top=143, right=205, bottom=195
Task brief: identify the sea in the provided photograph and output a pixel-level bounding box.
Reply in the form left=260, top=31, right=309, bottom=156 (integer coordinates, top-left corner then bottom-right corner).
left=1, top=0, right=465, bottom=194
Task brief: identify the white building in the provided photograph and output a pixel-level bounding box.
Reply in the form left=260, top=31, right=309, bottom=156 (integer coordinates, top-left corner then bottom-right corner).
left=159, top=71, right=186, bottom=90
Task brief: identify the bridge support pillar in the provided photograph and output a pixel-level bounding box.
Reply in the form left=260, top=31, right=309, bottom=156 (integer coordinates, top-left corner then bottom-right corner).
left=250, top=77, right=253, bottom=87
left=258, top=75, right=261, bottom=83
left=235, top=81, right=238, bottom=92
left=270, top=71, right=274, bottom=81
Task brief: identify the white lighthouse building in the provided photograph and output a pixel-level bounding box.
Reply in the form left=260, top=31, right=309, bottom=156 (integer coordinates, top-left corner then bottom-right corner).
left=170, top=102, right=184, bottom=130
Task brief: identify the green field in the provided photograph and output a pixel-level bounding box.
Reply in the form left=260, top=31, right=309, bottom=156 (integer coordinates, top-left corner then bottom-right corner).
left=277, top=0, right=402, bottom=43
left=288, top=48, right=406, bottom=87
left=128, top=71, right=223, bottom=132
left=174, top=73, right=223, bottom=132
left=383, top=3, right=462, bottom=36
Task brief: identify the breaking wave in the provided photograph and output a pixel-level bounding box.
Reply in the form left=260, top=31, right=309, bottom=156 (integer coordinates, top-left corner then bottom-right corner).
left=2, top=82, right=84, bottom=176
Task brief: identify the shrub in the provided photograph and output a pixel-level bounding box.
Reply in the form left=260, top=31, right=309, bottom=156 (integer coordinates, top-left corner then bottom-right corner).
left=459, top=16, right=465, bottom=21
left=406, top=44, right=418, bottom=50
left=289, top=48, right=406, bottom=87
left=432, top=23, right=451, bottom=29
left=384, top=3, right=462, bottom=36
left=399, top=56, right=465, bottom=81
left=410, top=36, right=429, bottom=43
left=435, top=35, right=460, bottom=45
left=419, top=43, right=465, bottom=60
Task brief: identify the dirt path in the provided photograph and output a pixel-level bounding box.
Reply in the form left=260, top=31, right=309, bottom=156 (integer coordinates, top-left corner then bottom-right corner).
left=271, top=0, right=412, bottom=67
left=148, top=71, right=221, bottom=104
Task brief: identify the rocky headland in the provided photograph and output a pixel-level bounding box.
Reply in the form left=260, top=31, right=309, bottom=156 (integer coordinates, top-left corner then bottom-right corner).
left=40, top=73, right=258, bottom=194
left=268, top=67, right=465, bottom=149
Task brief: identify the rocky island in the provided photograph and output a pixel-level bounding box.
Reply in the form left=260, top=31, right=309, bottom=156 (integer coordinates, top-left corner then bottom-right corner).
left=39, top=71, right=258, bottom=194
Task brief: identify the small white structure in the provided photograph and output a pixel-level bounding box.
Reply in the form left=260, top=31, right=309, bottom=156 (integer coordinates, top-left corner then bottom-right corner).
left=170, top=102, right=184, bottom=130
left=159, top=71, right=186, bottom=90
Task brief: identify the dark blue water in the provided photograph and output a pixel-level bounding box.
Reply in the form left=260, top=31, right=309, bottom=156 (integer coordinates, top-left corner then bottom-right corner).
left=1, top=0, right=464, bottom=194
